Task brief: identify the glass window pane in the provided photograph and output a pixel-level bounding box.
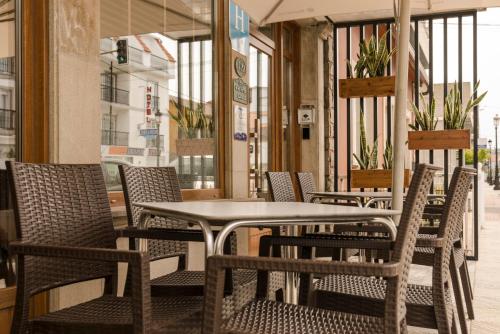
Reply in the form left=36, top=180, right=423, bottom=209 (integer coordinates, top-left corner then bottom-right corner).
left=100, top=0, right=215, bottom=191
left=0, top=0, right=16, bottom=289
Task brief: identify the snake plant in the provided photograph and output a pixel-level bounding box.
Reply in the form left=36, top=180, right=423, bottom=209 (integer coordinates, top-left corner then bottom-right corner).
left=348, top=31, right=396, bottom=79
left=382, top=141, right=393, bottom=170
left=169, top=102, right=212, bottom=138
left=444, top=82, right=487, bottom=130
left=409, top=94, right=437, bottom=131
left=353, top=109, right=378, bottom=170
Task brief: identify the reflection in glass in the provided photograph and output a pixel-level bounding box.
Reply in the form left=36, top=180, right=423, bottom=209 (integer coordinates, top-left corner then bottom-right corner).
left=0, top=0, right=16, bottom=288
left=99, top=0, right=215, bottom=190
left=249, top=46, right=271, bottom=198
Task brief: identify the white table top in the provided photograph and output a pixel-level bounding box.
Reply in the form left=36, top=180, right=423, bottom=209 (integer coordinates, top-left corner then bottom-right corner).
left=310, top=191, right=445, bottom=199
left=135, top=201, right=400, bottom=224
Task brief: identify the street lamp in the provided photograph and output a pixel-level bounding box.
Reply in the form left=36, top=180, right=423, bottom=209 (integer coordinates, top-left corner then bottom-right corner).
left=488, top=139, right=493, bottom=185
left=155, top=110, right=162, bottom=167
left=494, top=114, right=500, bottom=190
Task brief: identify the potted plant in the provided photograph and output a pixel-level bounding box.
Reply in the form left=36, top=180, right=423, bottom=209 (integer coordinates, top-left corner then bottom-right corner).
left=352, top=134, right=411, bottom=188
left=408, top=82, right=487, bottom=150
left=169, top=102, right=215, bottom=156
left=340, top=31, right=397, bottom=98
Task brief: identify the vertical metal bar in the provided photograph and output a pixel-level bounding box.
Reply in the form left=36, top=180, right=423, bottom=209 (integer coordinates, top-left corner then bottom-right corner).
left=386, top=23, right=392, bottom=142
left=333, top=26, right=339, bottom=191
left=428, top=19, right=434, bottom=192
left=347, top=27, right=352, bottom=191
left=473, top=12, right=479, bottom=260
left=444, top=18, right=449, bottom=193
left=373, top=24, right=378, bottom=192
left=178, top=42, right=184, bottom=174
left=414, top=21, right=420, bottom=165
left=359, top=24, right=364, bottom=152
left=200, top=41, right=206, bottom=188
left=372, top=24, right=378, bottom=154
left=458, top=16, right=464, bottom=167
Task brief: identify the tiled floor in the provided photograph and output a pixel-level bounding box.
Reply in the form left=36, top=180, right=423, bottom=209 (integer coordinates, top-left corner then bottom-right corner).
left=409, top=184, right=500, bottom=333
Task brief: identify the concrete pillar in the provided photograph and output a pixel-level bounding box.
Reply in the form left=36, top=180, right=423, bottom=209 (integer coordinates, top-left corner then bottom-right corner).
left=48, top=0, right=101, bottom=164
left=300, top=24, right=330, bottom=190
left=47, top=0, right=103, bottom=311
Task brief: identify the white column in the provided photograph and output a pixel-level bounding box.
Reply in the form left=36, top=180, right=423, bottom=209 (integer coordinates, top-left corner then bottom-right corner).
left=392, top=0, right=411, bottom=222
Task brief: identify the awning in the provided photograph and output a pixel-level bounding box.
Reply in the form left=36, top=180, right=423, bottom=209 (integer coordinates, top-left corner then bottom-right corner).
left=234, top=0, right=500, bottom=25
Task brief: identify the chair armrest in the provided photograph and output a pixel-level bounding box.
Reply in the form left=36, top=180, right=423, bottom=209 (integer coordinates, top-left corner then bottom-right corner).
left=418, top=226, right=439, bottom=235
left=10, top=241, right=147, bottom=264
left=259, top=235, right=393, bottom=258
left=10, top=241, right=152, bottom=332
left=209, top=255, right=400, bottom=278
left=116, top=226, right=209, bottom=242
left=416, top=236, right=443, bottom=248
left=202, top=255, right=401, bottom=334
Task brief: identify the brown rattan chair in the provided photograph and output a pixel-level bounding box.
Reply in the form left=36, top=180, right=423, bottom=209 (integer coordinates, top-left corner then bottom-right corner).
left=295, top=172, right=316, bottom=203
left=311, top=167, right=475, bottom=334
left=200, top=164, right=439, bottom=334
left=119, top=165, right=258, bottom=317
left=265, top=171, right=297, bottom=202
left=7, top=162, right=203, bottom=334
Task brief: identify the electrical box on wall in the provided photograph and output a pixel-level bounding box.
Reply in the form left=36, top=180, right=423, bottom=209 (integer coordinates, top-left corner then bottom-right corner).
left=297, top=105, right=315, bottom=125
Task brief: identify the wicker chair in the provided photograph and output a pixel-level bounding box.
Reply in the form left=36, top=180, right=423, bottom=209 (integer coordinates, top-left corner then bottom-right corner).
left=6, top=162, right=203, bottom=334
left=311, top=167, right=475, bottom=334
left=200, top=164, right=439, bottom=334
left=265, top=172, right=297, bottom=202
left=295, top=172, right=316, bottom=203
left=119, top=166, right=257, bottom=316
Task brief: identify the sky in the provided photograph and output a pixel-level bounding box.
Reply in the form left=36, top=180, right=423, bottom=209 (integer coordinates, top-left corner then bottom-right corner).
left=431, top=8, right=500, bottom=141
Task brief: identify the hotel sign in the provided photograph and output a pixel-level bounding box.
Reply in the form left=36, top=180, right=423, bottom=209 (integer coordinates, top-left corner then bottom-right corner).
left=233, top=78, right=248, bottom=104
left=145, top=82, right=152, bottom=121
left=229, top=1, right=249, bottom=55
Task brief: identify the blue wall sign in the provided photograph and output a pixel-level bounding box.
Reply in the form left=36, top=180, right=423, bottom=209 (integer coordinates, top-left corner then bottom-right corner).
left=229, top=1, right=250, bottom=56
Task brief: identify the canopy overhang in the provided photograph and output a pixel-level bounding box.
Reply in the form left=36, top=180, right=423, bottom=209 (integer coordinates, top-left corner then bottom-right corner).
left=234, top=0, right=500, bottom=26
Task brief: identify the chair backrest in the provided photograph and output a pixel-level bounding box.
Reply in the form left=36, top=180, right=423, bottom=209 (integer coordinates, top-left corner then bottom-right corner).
left=295, top=172, right=316, bottom=203
left=7, top=162, right=117, bottom=296
left=385, top=164, right=440, bottom=330
left=265, top=172, right=296, bottom=202
left=436, top=167, right=475, bottom=284
left=119, top=165, right=187, bottom=260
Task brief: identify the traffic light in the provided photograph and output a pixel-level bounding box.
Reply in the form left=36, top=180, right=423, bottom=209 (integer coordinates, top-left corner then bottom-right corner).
left=116, top=39, right=128, bottom=64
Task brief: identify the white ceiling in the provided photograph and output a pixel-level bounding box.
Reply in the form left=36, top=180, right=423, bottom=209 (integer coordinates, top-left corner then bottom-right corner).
left=233, top=0, right=500, bottom=25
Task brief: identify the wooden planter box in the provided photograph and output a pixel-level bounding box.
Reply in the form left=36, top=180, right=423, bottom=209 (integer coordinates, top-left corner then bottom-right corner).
left=176, top=138, right=215, bottom=156
left=408, top=129, right=470, bottom=150
left=351, top=169, right=411, bottom=189
left=339, top=76, right=396, bottom=98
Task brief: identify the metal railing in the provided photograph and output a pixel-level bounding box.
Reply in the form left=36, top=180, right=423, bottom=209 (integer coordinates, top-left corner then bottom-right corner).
left=101, top=130, right=129, bottom=146
left=101, top=85, right=130, bottom=105
left=0, top=109, right=15, bottom=130
left=0, top=57, right=15, bottom=75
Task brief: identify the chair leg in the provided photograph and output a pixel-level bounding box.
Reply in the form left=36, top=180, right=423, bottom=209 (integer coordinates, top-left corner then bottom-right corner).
left=459, top=261, right=475, bottom=319
left=450, top=264, right=468, bottom=334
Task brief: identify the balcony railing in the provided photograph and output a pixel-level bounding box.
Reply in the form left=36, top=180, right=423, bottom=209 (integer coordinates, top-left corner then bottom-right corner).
left=101, top=130, right=129, bottom=146
left=101, top=85, right=130, bottom=105
left=0, top=57, right=15, bottom=75
left=0, top=109, right=15, bottom=130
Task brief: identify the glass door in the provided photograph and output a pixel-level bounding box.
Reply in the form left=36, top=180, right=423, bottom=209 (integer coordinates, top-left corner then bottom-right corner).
left=248, top=46, right=271, bottom=198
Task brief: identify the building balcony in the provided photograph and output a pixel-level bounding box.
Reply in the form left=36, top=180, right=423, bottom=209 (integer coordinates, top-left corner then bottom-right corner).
left=101, top=130, right=129, bottom=146
left=0, top=109, right=15, bottom=130
left=0, top=57, right=15, bottom=75
left=101, top=85, right=130, bottom=105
